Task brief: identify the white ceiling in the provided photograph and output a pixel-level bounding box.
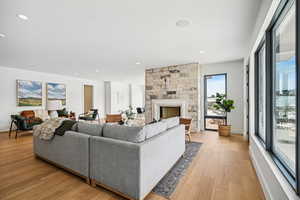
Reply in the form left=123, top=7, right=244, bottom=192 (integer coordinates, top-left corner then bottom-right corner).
left=0, top=0, right=262, bottom=83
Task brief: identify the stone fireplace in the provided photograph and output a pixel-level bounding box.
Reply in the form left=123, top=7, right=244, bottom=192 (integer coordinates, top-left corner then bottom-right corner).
left=145, top=63, right=200, bottom=131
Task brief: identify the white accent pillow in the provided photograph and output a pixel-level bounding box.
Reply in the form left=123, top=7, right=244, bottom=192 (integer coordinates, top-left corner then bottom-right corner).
left=34, top=109, right=50, bottom=121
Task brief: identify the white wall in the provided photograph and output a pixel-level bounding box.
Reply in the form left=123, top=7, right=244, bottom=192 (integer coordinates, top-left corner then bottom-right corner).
left=104, top=82, right=145, bottom=114
left=200, top=60, right=244, bottom=134
left=105, top=81, right=130, bottom=114
left=246, top=0, right=300, bottom=199
left=130, top=84, right=145, bottom=109
left=0, top=66, right=105, bottom=131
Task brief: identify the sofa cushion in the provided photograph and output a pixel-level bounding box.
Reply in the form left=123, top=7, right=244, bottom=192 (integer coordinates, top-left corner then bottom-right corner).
left=144, top=121, right=167, bottom=139
left=162, top=117, right=179, bottom=129
left=77, top=122, right=103, bottom=136
left=55, top=120, right=77, bottom=136
left=103, top=124, right=145, bottom=143
left=34, top=109, right=50, bottom=121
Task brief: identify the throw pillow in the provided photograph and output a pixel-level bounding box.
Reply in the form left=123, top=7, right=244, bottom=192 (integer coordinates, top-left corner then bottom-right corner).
left=55, top=120, right=77, bottom=136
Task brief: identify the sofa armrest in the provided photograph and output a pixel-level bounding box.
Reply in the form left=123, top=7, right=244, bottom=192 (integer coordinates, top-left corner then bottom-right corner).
left=90, top=136, right=141, bottom=199
left=138, top=125, right=185, bottom=198
left=33, top=131, right=90, bottom=177
left=90, top=125, right=185, bottom=200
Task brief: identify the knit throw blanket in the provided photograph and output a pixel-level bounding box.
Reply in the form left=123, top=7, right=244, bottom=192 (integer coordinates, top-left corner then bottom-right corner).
left=33, top=118, right=67, bottom=140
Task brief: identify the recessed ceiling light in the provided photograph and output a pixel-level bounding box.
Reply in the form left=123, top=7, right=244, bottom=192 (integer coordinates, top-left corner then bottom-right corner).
left=0, top=33, right=6, bottom=38
left=199, top=50, right=205, bottom=54
left=17, top=14, right=28, bottom=20
left=96, top=69, right=100, bottom=73
left=176, top=19, right=190, bottom=27
left=135, top=62, right=141, bottom=65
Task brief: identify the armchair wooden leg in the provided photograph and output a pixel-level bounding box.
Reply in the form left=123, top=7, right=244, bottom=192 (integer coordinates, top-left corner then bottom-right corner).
left=186, top=133, right=191, bottom=142
left=9, top=121, right=13, bottom=139
left=15, top=128, right=18, bottom=139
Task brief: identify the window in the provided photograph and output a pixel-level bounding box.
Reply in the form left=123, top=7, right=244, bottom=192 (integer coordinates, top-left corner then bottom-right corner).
left=272, top=2, right=296, bottom=174
left=255, top=0, right=298, bottom=191
left=204, top=74, right=227, bottom=130
left=255, top=42, right=267, bottom=142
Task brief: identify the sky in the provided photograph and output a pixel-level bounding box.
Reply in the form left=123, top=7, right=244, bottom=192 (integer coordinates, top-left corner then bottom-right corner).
left=276, top=56, right=296, bottom=91
left=206, top=75, right=226, bottom=97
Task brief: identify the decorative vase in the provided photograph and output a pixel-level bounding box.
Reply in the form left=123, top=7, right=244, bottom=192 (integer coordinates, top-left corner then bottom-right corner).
left=218, top=125, right=231, bottom=137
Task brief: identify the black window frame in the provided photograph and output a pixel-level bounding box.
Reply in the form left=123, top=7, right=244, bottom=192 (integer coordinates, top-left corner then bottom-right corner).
left=255, top=38, right=267, bottom=144
left=254, top=0, right=299, bottom=193
left=204, top=73, right=227, bottom=131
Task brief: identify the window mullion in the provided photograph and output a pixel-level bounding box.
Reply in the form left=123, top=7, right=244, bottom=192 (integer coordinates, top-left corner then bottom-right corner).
left=265, top=30, right=273, bottom=151
left=296, top=0, right=300, bottom=193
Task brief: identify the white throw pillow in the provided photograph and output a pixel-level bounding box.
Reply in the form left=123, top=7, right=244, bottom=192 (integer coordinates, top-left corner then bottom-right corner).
left=34, top=109, right=50, bottom=121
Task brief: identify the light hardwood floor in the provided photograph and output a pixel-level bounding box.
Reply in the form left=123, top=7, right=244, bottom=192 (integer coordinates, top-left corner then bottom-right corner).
left=0, top=131, right=265, bottom=200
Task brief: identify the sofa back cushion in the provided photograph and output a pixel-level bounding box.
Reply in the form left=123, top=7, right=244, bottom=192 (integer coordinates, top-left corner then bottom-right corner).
left=144, top=121, right=168, bottom=139
left=103, top=124, right=145, bottom=143
left=161, top=117, right=179, bottom=129
left=76, top=122, right=103, bottom=136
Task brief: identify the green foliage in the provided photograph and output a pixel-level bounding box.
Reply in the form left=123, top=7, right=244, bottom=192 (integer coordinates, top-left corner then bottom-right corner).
left=213, top=93, right=235, bottom=114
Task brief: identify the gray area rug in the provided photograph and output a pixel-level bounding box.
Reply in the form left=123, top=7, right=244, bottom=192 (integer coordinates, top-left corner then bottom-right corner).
left=152, top=141, right=202, bottom=198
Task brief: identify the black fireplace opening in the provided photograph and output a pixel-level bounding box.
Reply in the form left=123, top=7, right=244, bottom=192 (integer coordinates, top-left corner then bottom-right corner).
left=160, top=106, right=181, bottom=119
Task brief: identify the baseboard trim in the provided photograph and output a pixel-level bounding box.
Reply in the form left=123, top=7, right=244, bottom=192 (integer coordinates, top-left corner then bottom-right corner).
left=249, top=136, right=300, bottom=200
left=0, top=130, right=8, bottom=134
left=249, top=145, right=272, bottom=200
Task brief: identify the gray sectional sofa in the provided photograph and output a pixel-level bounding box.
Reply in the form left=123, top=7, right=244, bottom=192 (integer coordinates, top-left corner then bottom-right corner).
left=33, top=117, right=185, bottom=200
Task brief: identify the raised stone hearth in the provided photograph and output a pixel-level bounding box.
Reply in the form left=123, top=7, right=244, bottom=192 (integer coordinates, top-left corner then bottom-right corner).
left=145, top=63, right=200, bottom=130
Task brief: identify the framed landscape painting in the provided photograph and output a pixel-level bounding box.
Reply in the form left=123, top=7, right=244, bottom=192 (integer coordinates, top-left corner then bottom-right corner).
left=17, top=80, right=42, bottom=106
left=47, top=83, right=66, bottom=105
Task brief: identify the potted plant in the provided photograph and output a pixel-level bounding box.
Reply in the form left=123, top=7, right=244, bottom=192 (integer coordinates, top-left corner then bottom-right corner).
left=120, top=105, right=136, bottom=124
left=213, top=93, right=235, bottom=136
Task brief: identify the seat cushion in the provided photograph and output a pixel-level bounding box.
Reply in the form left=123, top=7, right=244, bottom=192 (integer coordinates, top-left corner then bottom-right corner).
left=77, top=122, right=103, bottom=136
left=161, top=117, right=179, bottom=129
left=144, top=121, right=167, bottom=139
left=103, top=124, right=145, bottom=143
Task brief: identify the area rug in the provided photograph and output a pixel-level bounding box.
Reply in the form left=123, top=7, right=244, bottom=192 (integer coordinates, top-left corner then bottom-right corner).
left=152, top=141, right=202, bottom=198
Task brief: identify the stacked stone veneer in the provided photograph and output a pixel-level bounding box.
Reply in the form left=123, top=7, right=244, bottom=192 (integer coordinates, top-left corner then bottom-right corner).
left=145, top=63, right=199, bottom=131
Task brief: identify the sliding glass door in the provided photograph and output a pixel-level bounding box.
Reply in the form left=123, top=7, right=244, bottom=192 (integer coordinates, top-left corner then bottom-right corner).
left=204, top=74, right=227, bottom=130
left=272, top=2, right=296, bottom=174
